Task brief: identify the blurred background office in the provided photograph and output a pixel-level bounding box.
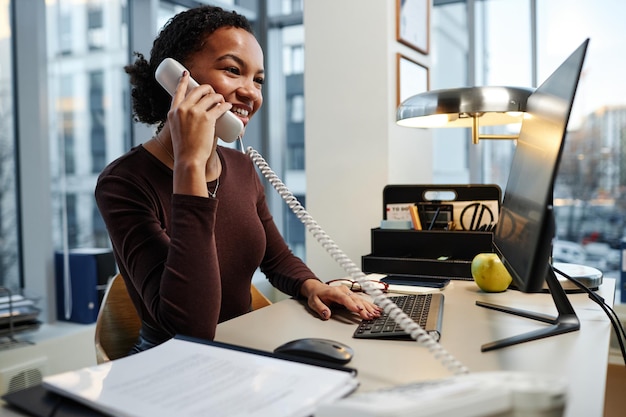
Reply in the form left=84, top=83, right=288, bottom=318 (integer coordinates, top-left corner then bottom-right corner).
left=1, top=0, right=625, bottom=326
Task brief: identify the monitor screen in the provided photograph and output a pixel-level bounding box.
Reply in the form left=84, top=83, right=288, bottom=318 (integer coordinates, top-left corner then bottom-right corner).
left=494, top=39, right=589, bottom=293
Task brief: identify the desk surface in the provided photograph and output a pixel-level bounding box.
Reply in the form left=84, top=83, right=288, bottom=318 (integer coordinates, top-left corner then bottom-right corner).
left=1, top=278, right=615, bottom=417
left=215, top=277, right=616, bottom=417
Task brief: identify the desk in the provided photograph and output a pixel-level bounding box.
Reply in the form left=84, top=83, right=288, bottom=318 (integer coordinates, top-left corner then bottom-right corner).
left=215, top=278, right=616, bottom=417
left=1, top=278, right=615, bottom=417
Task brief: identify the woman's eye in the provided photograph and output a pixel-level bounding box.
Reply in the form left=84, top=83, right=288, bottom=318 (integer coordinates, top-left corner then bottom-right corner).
left=226, top=67, right=240, bottom=75
left=255, top=77, right=265, bottom=86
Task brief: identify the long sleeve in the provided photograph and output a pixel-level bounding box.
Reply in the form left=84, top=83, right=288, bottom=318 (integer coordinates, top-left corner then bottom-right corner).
left=95, top=154, right=222, bottom=340
left=95, top=145, right=317, bottom=344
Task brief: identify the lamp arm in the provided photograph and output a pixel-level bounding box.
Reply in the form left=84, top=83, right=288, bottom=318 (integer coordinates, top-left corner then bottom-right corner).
left=472, top=114, right=480, bottom=144
left=471, top=114, right=519, bottom=143
left=479, top=134, right=519, bottom=140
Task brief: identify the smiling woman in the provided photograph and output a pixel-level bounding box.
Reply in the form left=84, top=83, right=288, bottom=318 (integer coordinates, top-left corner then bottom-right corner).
left=94, top=4, right=381, bottom=357
left=2, top=0, right=311, bottom=339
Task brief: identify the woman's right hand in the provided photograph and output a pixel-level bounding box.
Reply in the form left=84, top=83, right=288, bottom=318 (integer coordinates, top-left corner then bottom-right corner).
left=167, top=71, right=232, bottom=196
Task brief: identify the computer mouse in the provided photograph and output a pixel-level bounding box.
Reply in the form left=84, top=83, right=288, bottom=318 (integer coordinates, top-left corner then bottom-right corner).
left=274, top=338, right=354, bottom=364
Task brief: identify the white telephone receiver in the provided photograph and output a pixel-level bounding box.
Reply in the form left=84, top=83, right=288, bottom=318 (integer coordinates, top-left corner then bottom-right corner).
left=155, top=57, right=244, bottom=143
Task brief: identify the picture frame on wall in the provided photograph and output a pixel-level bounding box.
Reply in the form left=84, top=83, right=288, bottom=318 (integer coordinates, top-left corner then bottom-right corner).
left=397, top=54, right=429, bottom=106
left=396, top=0, right=430, bottom=55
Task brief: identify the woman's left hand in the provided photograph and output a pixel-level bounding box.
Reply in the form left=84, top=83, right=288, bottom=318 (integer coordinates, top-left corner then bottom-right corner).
left=300, top=279, right=382, bottom=320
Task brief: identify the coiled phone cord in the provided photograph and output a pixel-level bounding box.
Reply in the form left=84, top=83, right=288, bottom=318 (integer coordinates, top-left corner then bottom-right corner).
left=246, top=146, right=469, bottom=376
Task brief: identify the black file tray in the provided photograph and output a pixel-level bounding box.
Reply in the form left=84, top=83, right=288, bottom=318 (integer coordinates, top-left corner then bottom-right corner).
left=362, top=184, right=501, bottom=280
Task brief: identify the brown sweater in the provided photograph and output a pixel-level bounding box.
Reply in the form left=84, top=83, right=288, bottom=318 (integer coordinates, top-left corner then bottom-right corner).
left=95, top=145, right=316, bottom=343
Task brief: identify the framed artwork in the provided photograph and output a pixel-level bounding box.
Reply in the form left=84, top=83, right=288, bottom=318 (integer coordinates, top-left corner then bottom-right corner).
left=396, top=0, right=430, bottom=54
left=397, top=54, right=429, bottom=106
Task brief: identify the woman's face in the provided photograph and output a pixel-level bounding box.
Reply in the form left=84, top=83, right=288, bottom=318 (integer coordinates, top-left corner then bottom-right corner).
left=187, top=27, right=264, bottom=129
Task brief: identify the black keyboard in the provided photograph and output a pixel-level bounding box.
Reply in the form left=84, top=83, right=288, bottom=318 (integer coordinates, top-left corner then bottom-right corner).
left=353, top=293, right=444, bottom=341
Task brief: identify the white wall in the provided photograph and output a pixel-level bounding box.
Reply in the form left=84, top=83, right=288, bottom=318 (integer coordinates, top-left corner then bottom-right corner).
left=304, top=0, right=433, bottom=280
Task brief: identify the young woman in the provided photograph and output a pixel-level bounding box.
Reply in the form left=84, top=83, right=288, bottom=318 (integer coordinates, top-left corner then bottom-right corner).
left=95, top=5, right=380, bottom=353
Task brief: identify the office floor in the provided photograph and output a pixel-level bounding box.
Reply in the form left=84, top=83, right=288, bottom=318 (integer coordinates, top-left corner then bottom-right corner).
left=605, top=363, right=626, bottom=417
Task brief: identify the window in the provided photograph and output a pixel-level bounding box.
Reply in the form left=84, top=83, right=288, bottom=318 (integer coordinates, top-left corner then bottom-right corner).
left=0, top=1, right=21, bottom=293
left=58, top=12, right=73, bottom=56
left=265, top=0, right=305, bottom=258
left=48, top=0, right=130, bottom=257
left=59, top=72, right=76, bottom=175
left=87, top=0, right=105, bottom=50
left=0, top=0, right=310, bottom=299
left=89, top=71, right=106, bottom=173
left=432, top=0, right=626, bottom=301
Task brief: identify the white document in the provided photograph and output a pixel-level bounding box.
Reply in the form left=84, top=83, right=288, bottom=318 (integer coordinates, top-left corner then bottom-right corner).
left=43, top=337, right=358, bottom=417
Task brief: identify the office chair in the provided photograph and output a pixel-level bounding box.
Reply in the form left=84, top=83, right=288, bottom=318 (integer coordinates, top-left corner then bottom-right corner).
left=94, top=273, right=141, bottom=364
left=94, top=274, right=273, bottom=364
left=251, top=282, right=272, bottom=311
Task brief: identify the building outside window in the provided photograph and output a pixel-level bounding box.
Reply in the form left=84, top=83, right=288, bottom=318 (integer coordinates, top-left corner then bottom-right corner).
left=47, top=0, right=130, bottom=258
left=432, top=0, right=626, bottom=299
left=0, top=0, right=20, bottom=292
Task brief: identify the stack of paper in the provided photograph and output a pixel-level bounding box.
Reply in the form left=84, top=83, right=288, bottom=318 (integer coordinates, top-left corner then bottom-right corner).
left=40, top=336, right=359, bottom=417
left=0, top=293, right=41, bottom=337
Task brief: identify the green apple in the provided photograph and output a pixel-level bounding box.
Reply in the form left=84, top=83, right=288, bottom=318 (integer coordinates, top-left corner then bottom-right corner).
left=471, top=253, right=513, bottom=292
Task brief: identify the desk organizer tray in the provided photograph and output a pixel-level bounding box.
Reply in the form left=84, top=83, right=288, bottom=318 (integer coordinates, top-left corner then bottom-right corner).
left=0, top=304, right=41, bottom=326
left=362, top=184, right=501, bottom=279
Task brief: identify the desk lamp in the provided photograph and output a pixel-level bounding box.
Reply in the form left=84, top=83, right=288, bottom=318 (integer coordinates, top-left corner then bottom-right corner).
left=396, top=86, right=534, bottom=144
left=396, top=83, right=600, bottom=291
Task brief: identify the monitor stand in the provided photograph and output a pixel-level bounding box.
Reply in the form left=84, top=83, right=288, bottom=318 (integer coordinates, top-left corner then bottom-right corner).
left=476, top=265, right=580, bottom=352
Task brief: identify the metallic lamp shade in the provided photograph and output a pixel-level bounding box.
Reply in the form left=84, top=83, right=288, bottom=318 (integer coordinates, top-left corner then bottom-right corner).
left=396, top=86, right=535, bottom=143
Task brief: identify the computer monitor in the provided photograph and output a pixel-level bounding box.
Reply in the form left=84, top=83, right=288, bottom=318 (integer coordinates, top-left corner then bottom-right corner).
left=479, top=39, right=589, bottom=352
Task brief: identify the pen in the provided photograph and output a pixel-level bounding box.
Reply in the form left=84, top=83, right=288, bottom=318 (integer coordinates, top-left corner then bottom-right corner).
left=409, top=205, right=422, bottom=230
left=428, top=207, right=441, bottom=230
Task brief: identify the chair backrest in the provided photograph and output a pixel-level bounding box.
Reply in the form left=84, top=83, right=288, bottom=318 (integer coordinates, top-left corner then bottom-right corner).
left=94, top=273, right=141, bottom=364
left=251, top=283, right=272, bottom=311
left=94, top=273, right=273, bottom=364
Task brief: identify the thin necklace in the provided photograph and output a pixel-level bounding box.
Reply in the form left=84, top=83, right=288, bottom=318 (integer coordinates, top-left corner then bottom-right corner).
left=208, top=177, right=220, bottom=198
left=154, top=135, right=174, bottom=161
left=154, top=135, right=220, bottom=198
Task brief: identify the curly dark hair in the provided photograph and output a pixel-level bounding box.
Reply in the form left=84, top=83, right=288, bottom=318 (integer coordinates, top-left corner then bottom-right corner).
left=125, top=5, right=253, bottom=128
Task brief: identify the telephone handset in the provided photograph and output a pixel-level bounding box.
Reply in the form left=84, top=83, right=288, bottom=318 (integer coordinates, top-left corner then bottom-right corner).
left=155, top=57, right=244, bottom=143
